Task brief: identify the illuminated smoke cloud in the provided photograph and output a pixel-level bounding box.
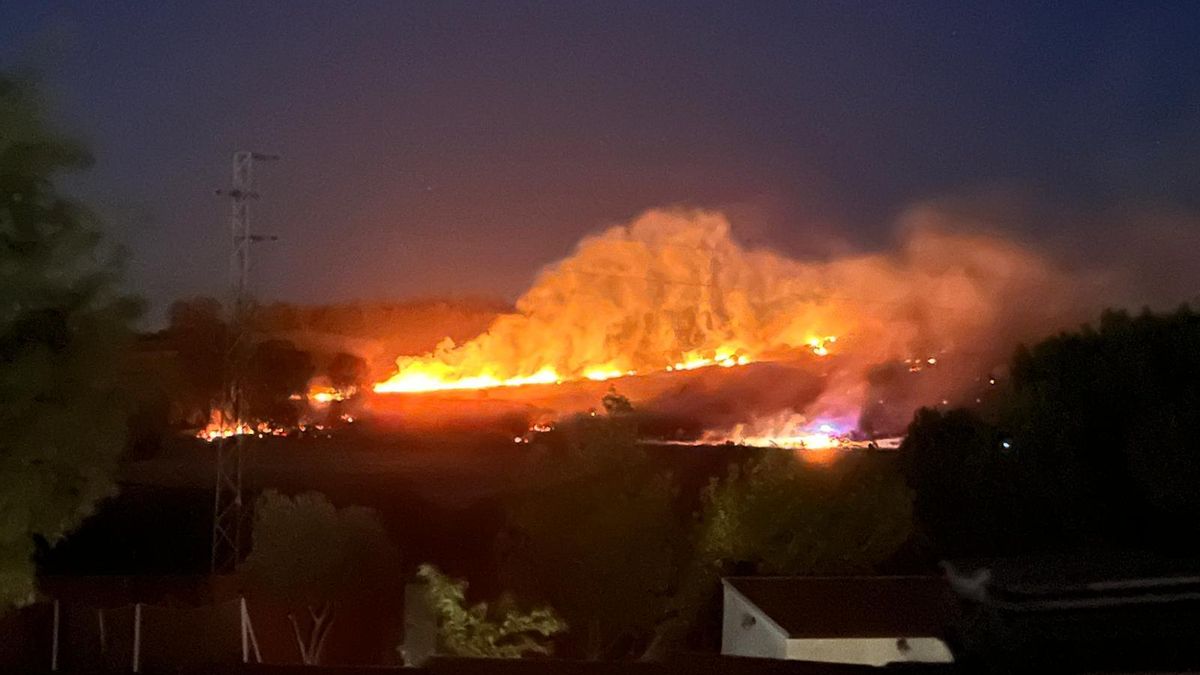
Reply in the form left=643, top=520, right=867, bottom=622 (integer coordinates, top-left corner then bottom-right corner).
left=377, top=207, right=1092, bottom=437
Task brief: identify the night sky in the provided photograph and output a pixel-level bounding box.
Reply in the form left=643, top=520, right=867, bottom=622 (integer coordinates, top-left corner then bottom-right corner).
left=3, top=2, right=1198, bottom=319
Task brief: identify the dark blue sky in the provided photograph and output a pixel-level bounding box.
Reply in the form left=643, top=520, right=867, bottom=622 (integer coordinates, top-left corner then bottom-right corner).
left=3, top=1, right=1198, bottom=315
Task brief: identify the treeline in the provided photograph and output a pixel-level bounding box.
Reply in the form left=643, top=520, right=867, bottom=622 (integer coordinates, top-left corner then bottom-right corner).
left=233, top=393, right=913, bottom=662
left=899, top=304, right=1200, bottom=557
left=127, top=294, right=506, bottom=442
left=141, top=297, right=374, bottom=429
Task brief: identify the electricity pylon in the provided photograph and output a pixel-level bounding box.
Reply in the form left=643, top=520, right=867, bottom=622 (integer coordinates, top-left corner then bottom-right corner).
left=211, top=150, right=278, bottom=574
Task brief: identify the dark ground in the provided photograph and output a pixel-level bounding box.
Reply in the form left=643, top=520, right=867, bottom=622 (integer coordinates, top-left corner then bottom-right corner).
left=37, top=428, right=792, bottom=595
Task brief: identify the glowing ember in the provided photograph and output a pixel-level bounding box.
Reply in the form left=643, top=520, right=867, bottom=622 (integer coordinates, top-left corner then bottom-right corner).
left=512, top=420, right=559, bottom=444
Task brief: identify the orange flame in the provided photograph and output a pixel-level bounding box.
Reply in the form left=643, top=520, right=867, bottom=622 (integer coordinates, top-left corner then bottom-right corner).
left=196, top=409, right=276, bottom=441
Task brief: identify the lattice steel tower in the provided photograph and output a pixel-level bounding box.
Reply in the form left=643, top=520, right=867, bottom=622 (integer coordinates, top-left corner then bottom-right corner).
left=212, top=150, right=278, bottom=573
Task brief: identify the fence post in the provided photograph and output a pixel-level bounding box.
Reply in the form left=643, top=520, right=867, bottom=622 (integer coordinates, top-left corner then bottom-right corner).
left=240, top=597, right=248, bottom=663
left=240, top=597, right=262, bottom=663
left=97, top=608, right=107, bottom=656
left=50, top=599, right=59, bottom=672
left=132, top=602, right=142, bottom=673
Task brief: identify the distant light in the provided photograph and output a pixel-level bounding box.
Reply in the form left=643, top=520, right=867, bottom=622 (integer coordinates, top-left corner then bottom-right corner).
left=1001, top=440, right=1012, bottom=449
left=926, top=357, right=937, bottom=365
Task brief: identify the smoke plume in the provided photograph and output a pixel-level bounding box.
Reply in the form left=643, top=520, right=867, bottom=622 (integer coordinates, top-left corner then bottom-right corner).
left=378, top=208, right=1093, bottom=436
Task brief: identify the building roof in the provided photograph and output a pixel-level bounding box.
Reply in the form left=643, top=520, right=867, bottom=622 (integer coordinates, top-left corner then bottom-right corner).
left=724, top=576, right=953, bottom=640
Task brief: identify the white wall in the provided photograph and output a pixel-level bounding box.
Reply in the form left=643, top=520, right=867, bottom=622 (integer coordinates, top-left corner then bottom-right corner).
left=786, top=637, right=954, bottom=666
left=720, top=583, right=789, bottom=659
left=402, top=582, right=437, bottom=667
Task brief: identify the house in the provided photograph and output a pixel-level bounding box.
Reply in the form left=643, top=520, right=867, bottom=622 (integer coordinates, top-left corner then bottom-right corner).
left=721, top=576, right=955, bottom=666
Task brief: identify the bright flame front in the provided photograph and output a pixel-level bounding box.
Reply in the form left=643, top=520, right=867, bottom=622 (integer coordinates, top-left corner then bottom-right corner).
left=374, top=365, right=563, bottom=394
left=373, top=346, right=763, bottom=394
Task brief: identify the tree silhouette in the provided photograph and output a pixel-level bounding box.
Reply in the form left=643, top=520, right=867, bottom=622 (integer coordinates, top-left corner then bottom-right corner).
left=0, top=73, right=142, bottom=607
left=165, top=296, right=228, bottom=424
left=240, top=490, right=399, bottom=664
left=327, top=351, right=368, bottom=393
left=898, top=408, right=1026, bottom=556
left=499, top=398, right=681, bottom=659
left=244, top=339, right=314, bottom=425
left=901, top=305, right=1200, bottom=556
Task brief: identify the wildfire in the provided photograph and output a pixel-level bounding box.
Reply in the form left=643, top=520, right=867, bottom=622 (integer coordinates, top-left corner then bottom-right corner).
left=195, top=408, right=348, bottom=442
left=742, top=429, right=843, bottom=450
left=584, top=367, right=630, bottom=381
left=371, top=211, right=860, bottom=397
left=370, top=207, right=1080, bottom=442
left=374, top=345, right=765, bottom=394
left=308, top=385, right=355, bottom=403
left=807, top=335, right=837, bottom=357
left=655, top=420, right=903, bottom=456
left=701, top=418, right=852, bottom=450
left=374, top=365, right=563, bottom=394
left=196, top=410, right=286, bottom=442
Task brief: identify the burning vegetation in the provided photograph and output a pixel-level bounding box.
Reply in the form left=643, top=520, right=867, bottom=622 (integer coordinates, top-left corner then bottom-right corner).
left=374, top=208, right=1089, bottom=447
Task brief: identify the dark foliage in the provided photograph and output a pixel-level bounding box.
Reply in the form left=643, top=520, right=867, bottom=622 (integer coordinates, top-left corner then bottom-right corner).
left=0, top=72, right=142, bottom=606
left=327, top=351, right=369, bottom=392
left=900, top=306, right=1200, bottom=556
left=498, top=405, right=682, bottom=660
left=165, top=296, right=229, bottom=424
left=245, top=339, right=316, bottom=425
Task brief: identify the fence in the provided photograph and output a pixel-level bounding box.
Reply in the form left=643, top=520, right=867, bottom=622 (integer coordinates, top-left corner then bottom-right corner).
left=6, top=597, right=258, bottom=672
